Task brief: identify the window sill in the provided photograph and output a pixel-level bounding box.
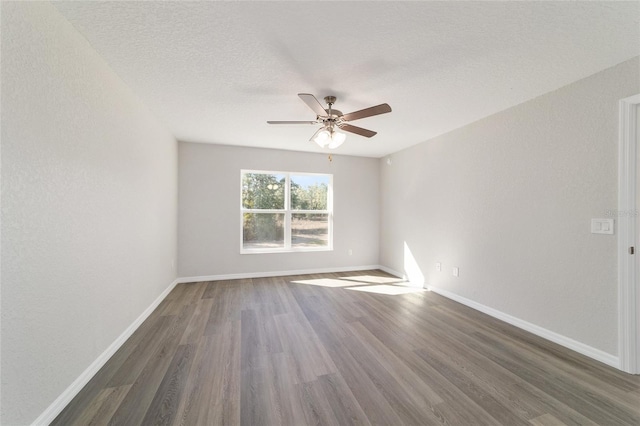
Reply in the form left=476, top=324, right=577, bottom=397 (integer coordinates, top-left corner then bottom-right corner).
left=240, top=247, right=333, bottom=255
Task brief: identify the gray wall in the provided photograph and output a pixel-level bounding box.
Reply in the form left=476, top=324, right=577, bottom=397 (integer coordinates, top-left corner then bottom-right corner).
left=178, top=143, right=379, bottom=278
left=1, top=3, right=178, bottom=424
left=380, top=57, right=640, bottom=356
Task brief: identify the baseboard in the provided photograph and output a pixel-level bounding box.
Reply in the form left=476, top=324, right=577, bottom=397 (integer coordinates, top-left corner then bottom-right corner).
left=176, top=264, right=383, bottom=284
left=32, top=278, right=180, bottom=426
left=427, top=285, right=620, bottom=369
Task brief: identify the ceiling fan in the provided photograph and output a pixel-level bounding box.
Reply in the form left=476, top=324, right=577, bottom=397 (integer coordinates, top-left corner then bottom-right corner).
left=267, top=93, right=392, bottom=149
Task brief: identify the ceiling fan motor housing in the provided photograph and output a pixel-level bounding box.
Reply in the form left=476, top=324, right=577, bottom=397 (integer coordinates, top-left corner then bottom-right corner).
left=323, top=109, right=343, bottom=120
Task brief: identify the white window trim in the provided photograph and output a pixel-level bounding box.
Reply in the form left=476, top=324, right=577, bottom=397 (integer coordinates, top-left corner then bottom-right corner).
left=240, top=169, right=333, bottom=254
left=618, top=94, right=640, bottom=373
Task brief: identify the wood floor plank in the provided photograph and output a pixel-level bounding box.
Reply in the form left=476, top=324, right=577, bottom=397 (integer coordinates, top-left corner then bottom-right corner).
left=315, top=373, right=372, bottom=426
left=384, top=344, right=504, bottom=425
left=297, top=378, right=342, bottom=426
left=203, top=281, right=244, bottom=336
left=52, top=270, right=640, bottom=426
left=346, top=320, right=444, bottom=407
left=105, top=304, right=197, bottom=426
left=68, top=385, right=131, bottom=426
left=141, top=343, right=195, bottom=426
left=106, top=309, right=187, bottom=388
left=200, top=280, right=219, bottom=299
left=529, top=413, right=568, bottom=426
left=308, top=316, right=407, bottom=426
left=172, top=320, right=241, bottom=426
left=240, top=308, right=277, bottom=425
left=415, top=344, right=531, bottom=426
left=179, top=296, right=213, bottom=345
left=272, top=312, right=337, bottom=383
left=267, top=351, right=309, bottom=425
left=337, top=322, right=445, bottom=425
left=211, top=319, right=242, bottom=425
left=170, top=331, right=218, bottom=426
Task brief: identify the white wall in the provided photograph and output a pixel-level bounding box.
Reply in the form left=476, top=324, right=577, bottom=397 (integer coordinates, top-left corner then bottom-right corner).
left=380, top=57, right=640, bottom=357
left=178, top=142, right=379, bottom=278
left=1, top=3, right=178, bottom=424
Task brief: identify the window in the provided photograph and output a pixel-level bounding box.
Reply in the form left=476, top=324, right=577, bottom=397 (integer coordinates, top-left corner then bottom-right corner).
left=241, top=170, right=332, bottom=253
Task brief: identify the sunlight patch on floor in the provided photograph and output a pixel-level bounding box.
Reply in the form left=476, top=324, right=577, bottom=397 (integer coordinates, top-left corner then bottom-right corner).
left=338, top=275, right=405, bottom=285
left=290, top=274, right=426, bottom=296
left=290, top=278, right=359, bottom=288
left=346, top=284, right=426, bottom=296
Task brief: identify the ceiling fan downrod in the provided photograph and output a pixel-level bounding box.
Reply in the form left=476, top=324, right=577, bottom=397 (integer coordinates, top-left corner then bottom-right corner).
left=324, top=96, right=337, bottom=133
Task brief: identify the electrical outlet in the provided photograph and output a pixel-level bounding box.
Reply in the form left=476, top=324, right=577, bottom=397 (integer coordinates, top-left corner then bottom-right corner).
left=436, top=262, right=441, bottom=272
left=453, top=267, right=459, bottom=277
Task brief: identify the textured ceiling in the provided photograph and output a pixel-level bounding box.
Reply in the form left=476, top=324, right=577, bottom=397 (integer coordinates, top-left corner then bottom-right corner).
left=53, top=1, right=639, bottom=158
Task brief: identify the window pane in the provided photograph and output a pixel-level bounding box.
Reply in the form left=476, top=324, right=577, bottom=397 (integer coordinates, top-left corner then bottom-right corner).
left=292, top=213, right=329, bottom=248
left=243, top=213, right=284, bottom=249
left=291, top=175, right=329, bottom=210
left=242, top=173, right=286, bottom=209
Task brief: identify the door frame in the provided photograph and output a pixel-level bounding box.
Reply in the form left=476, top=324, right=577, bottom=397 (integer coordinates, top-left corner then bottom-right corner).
left=618, top=93, right=640, bottom=374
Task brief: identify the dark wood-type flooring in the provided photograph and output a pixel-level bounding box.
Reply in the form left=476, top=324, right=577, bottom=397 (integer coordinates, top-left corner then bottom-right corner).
left=53, top=270, right=640, bottom=425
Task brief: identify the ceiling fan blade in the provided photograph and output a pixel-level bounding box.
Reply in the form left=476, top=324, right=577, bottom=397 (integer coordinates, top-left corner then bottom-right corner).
left=267, top=121, right=317, bottom=125
left=338, top=123, right=377, bottom=138
left=298, top=93, right=328, bottom=117
left=342, top=103, right=392, bottom=122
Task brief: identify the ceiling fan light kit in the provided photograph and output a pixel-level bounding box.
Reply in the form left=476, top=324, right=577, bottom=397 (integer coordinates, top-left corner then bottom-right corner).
left=267, top=93, right=392, bottom=150
left=310, top=127, right=346, bottom=149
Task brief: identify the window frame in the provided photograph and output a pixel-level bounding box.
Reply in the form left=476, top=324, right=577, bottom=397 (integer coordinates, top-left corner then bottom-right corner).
left=240, top=169, right=333, bottom=254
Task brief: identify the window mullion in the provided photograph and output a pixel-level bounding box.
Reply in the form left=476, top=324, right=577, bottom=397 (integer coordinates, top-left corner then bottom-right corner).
left=284, top=174, right=291, bottom=249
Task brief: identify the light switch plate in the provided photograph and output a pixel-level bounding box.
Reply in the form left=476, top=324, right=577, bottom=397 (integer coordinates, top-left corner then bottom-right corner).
left=452, top=267, right=459, bottom=277
left=591, top=218, right=614, bottom=235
